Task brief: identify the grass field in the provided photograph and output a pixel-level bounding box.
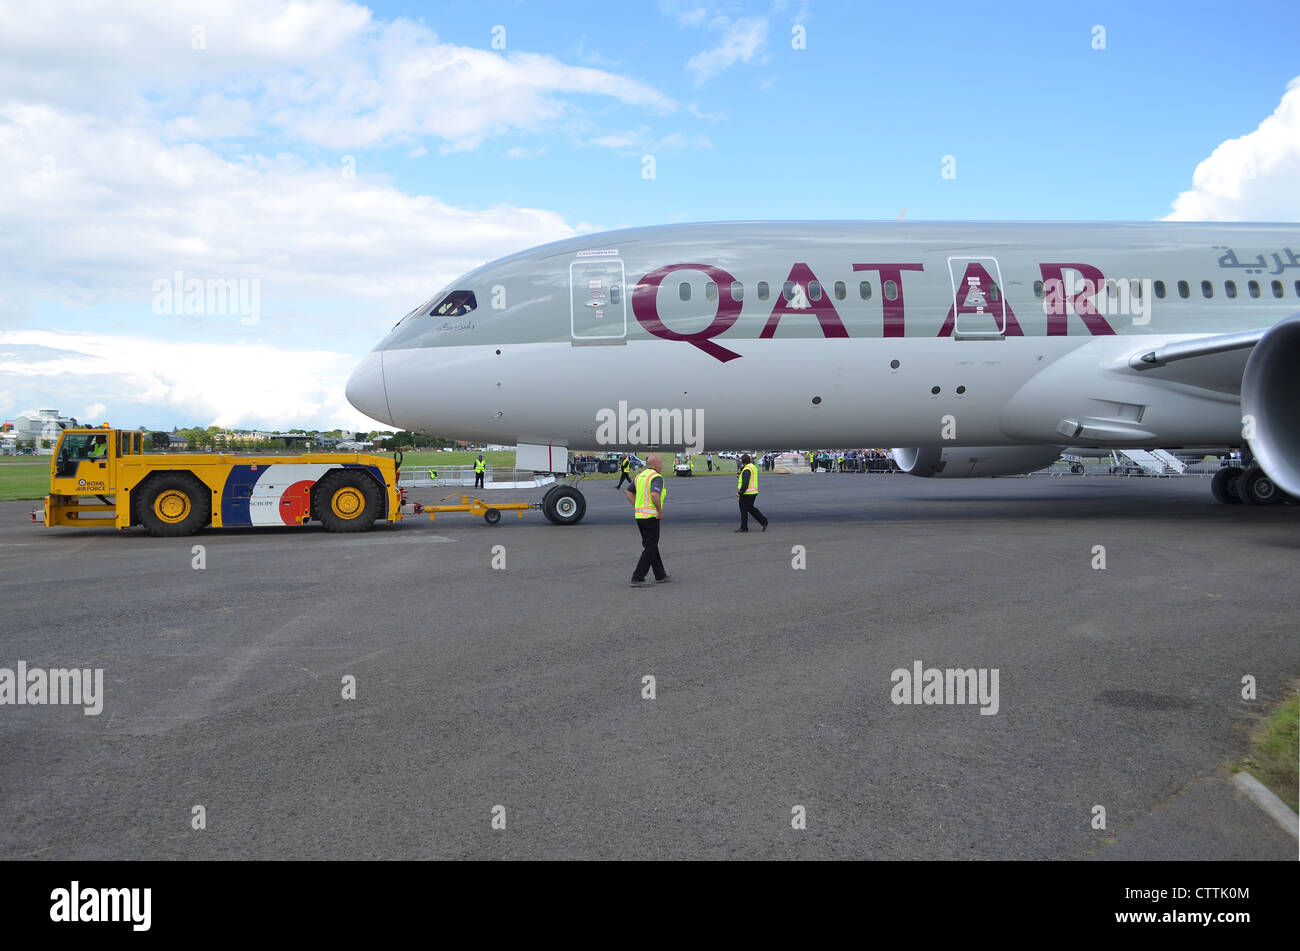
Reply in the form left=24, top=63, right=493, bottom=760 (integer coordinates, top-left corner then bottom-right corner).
left=0, top=459, right=51, bottom=501
left=1233, top=683, right=1299, bottom=812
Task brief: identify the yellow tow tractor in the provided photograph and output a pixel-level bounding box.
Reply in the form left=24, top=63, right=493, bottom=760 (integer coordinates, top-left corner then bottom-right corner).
left=43, top=425, right=405, bottom=536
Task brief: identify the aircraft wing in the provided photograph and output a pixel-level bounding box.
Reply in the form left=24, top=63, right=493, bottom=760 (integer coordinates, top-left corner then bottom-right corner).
left=1116, top=327, right=1268, bottom=395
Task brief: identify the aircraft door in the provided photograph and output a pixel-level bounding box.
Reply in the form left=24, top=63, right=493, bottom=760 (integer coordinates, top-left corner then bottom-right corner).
left=569, top=257, right=627, bottom=343
left=947, top=256, right=1007, bottom=339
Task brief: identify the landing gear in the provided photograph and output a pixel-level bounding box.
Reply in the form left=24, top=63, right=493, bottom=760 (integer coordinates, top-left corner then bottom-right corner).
left=541, top=484, right=586, bottom=525
left=1212, top=464, right=1292, bottom=505
left=1238, top=466, right=1285, bottom=505
left=1211, top=466, right=1243, bottom=504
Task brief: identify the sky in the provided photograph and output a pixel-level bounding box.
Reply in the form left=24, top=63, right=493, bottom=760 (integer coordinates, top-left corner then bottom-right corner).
left=1, top=0, right=1298, bottom=433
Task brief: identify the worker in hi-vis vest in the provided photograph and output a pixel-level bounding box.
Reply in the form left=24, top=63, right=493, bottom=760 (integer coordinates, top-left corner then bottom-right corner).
left=615, top=453, right=633, bottom=490
left=625, top=453, right=669, bottom=587
left=474, top=453, right=486, bottom=489
left=735, top=453, right=768, bottom=533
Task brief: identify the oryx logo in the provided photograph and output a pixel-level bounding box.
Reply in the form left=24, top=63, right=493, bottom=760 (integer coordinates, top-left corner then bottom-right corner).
left=50, top=882, right=151, bottom=931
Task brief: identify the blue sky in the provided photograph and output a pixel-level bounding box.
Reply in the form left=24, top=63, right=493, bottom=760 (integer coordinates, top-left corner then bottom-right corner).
left=1, top=0, right=1297, bottom=432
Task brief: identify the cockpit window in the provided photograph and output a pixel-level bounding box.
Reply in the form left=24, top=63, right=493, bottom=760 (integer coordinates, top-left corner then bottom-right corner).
left=394, top=296, right=436, bottom=328
left=431, top=290, right=477, bottom=318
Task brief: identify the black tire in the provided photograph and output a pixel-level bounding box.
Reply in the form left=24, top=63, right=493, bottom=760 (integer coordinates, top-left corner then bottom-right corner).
left=314, top=469, right=382, bottom=532
left=1240, top=466, right=1282, bottom=505
left=136, top=472, right=211, bottom=537
left=484, top=507, right=501, bottom=525
left=1212, top=465, right=1244, bottom=504
left=542, top=485, right=586, bottom=525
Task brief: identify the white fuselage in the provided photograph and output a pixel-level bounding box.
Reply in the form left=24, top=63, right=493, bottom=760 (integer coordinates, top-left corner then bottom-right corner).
left=347, top=222, right=1300, bottom=452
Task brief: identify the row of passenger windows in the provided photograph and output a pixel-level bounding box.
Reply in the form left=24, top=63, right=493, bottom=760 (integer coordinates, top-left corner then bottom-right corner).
left=677, top=279, right=904, bottom=303
left=671, top=277, right=1300, bottom=304
left=1030, top=278, right=1298, bottom=301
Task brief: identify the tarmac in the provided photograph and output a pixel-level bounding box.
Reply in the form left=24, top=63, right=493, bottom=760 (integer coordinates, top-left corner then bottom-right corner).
left=1, top=471, right=1296, bottom=859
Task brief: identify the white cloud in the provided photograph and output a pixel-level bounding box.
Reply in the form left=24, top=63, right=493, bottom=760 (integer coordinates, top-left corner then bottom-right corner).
left=686, top=16, right=769, bottom=84
left=0, top=0, right=676, bottom=152
left=0, top=104, right=580, bottom=330
left=1165, top=77, right=1300, bottom=221
left=0, top=330, right=375, bottom=431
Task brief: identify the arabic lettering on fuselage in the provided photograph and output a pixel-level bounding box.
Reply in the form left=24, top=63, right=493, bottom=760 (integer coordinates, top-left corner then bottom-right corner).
left=630, top=261, right=1119, bottom=362
left=1214, top=246, right=1299, bottom=276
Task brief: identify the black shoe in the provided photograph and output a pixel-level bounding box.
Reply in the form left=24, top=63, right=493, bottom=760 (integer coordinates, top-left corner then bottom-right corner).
left=655, top=575, right=671, bottom=583
left=629, top=579, right=652, bottom=587
left=761, top=522, right=768, bottom=532
left=734, top=528, right=748, bottom=533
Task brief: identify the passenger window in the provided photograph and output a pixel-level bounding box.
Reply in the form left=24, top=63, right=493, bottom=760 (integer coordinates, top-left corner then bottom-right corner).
left=834, top=281, right=846, bottom=301
left=859, top=281, right=872, bottom=300
left=989, top=285, right=1000, bottom=302
left=1271, top=280, right=1283, bottom=298
left=1225, top=280, right=1237, bottom=299
left=1295, top=280, right=1300, bottom=297
left=1201, top=280, right=1213, bottom=299
left=808, top=281, right=822, bottom=301
left=757, top=281, right=770, bottom=301
left=679, top=282, right=691, bottom=302
left=1131, top=279, right=1142, bottom=299
left=610, top=284, right=621, bottom=305
left=884, top=280, right=898, bottom=302
left=1033, top=280, right=1044, bottom=298
left=782, top=281, right=795, bottom=301
left=705, top=281, right=717, bottom=301
left=1248, top=280, right=1260, bottom=298
left=431, top=290, right=477, bottom=317
left=1177, top=280, right=1189, bottom=299
left=731, top=281, right=744, bottom=301
left=1154, top=280, right=1166, bottom=299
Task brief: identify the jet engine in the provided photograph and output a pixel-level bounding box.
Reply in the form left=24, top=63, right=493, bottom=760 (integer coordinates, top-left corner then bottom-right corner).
left=1240, top=312, right=1300, bottom=498
left=892, top=446, right=1065, bottom=478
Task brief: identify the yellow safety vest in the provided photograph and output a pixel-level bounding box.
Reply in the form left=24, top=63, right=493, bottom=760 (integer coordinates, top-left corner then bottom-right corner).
left=621, top=457, right=630, bottom=472
left=474, top=458, right=485, bottom=473
left=738, top=463, right=758, bottom=494
left=633, top=468, right=665, bottom=518
left=90, top=442, right=106, bottom=458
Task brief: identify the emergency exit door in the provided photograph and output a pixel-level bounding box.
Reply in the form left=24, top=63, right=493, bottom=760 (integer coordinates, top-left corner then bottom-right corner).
left=947, top=256, right=1007, bottom=339
left=570, top=257, right=627, bottom=342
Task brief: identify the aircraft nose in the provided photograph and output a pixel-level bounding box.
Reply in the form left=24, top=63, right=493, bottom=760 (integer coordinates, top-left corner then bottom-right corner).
left=346, top=350, right=393, bottom=425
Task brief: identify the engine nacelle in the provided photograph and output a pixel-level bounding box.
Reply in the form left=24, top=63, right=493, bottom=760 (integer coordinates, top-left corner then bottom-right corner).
left=1241, top=312, right=1300, bottom=497
left=892, top=445, right=1064, bottom=478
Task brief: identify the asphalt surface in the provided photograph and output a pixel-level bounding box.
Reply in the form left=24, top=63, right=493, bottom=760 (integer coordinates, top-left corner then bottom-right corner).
left=1, top=471, right=1296, bottom=860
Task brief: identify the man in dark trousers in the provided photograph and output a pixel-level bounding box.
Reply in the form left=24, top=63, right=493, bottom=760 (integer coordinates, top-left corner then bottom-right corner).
left=615, top=453, right=633, bottom=490
left=473, top=452, right=486, bottom=489
left=735, top=453, right=769, bottom=532
left=626, top=453, right=669, bottom=587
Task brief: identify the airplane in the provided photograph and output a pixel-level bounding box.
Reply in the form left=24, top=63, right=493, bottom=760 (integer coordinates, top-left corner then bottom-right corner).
left=347, top=221, right=1300, bottom=523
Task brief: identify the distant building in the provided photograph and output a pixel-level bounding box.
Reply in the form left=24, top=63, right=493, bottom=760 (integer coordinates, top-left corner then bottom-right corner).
left=12, top=409, right=78, bottom=455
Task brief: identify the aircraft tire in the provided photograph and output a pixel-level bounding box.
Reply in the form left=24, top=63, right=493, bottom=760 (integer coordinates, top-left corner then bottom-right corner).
left=1211, top=466, right=1244, bottom=504
left=542, top=486, right=586, bottom=525
left=1239, top=466, right=1283, bottom=505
